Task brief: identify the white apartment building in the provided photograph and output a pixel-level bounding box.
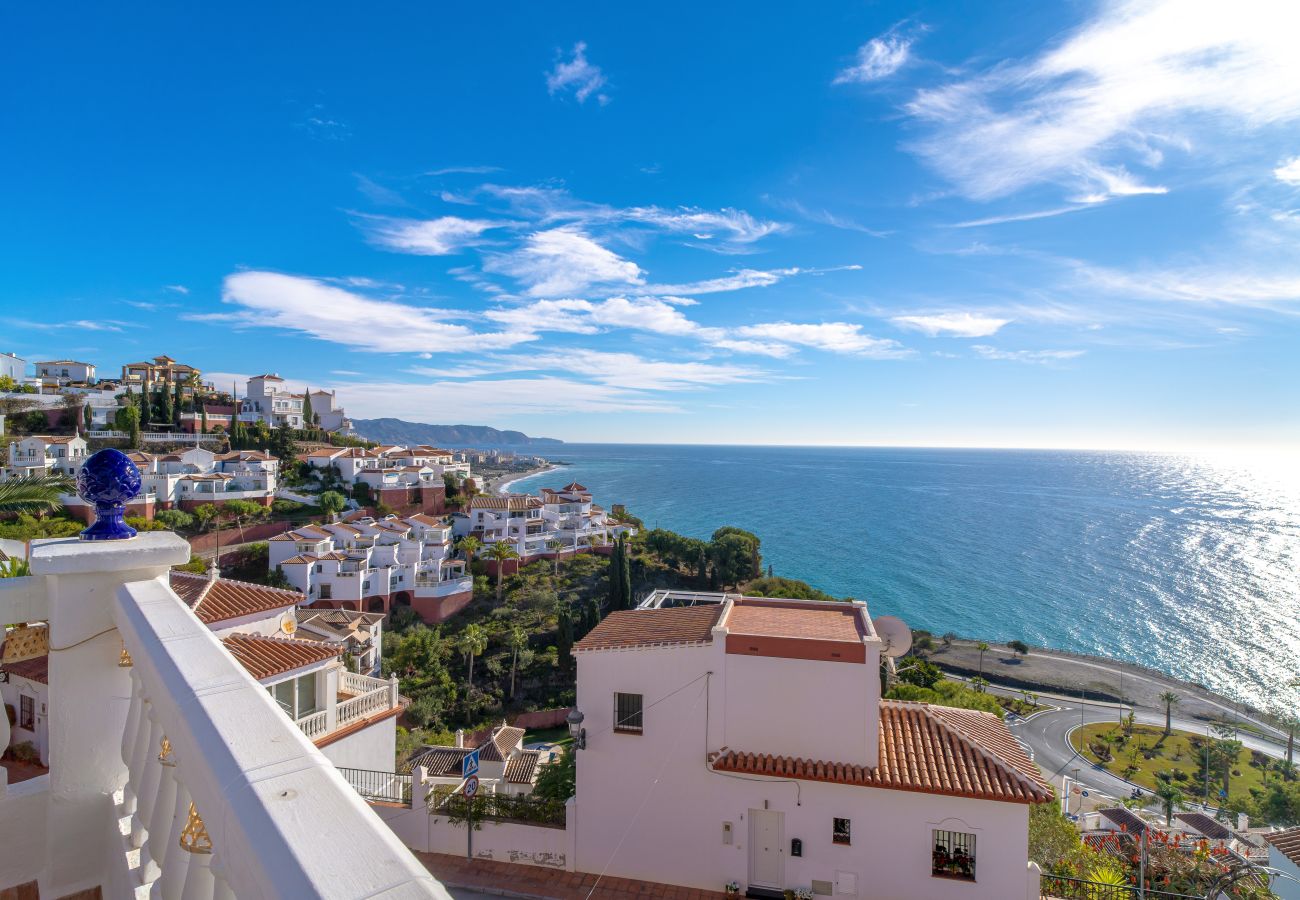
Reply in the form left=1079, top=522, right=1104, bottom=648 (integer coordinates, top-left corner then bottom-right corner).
left=454, top=482, right=636, bottom=566
left=565, top=595, right=1050, bottom=899
left=240, top=373, right=305, bottom=429
left=3, top=435, right=88, bottom=478
left=0, top=351, right=26, bottom=382
left=268, top=513, right=472, bottom=622
left=0, top=533, right=444, bottom=898
left=307, top=388, right=356, bottom=434
left=305, top=444, right=472, bottom=484
left=33, top=359, right=96, bottom=386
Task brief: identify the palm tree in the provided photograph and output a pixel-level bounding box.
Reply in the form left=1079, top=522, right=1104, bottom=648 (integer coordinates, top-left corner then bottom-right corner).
left=458, top=624, right=487, bottom=689
left=456, top=536, right=481, bottom=572
left=486, top=541, right=520, bottom=600
left=1159, top=691, right=1180, bottom=734
left=546, top=539, right=563, bottom=576
left=1154, top=779, right=1186, bottom=825
left=0, top=474, right=75, bottom=514
left=975, top=641, right=990, bottom=679
left=508, top=626, right=528, bottom=698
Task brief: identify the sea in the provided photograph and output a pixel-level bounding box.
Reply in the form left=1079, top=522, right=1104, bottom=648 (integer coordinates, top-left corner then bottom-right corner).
left=501, top=445, right=1300, bottom=711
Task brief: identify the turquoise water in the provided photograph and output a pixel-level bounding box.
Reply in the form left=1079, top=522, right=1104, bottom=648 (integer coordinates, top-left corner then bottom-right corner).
left=505, top=445, right=1300, bottom=709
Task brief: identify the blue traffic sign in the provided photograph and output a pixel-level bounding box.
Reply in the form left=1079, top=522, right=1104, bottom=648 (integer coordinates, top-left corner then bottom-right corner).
left=462, top=748, right=480, bottom=778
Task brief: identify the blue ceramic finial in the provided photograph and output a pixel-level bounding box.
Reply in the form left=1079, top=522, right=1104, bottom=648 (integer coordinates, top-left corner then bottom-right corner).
left=76, top=448, right=143, bottom=541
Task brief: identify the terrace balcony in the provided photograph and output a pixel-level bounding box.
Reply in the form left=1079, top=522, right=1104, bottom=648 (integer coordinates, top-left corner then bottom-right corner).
left=0, top=533, right=446, bottom=899
left=296, top=671, right=400, bottom=742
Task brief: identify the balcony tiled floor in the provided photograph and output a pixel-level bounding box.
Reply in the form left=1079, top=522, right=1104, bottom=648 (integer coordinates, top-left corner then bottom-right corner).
left=417, top=853, right=730, bottom=900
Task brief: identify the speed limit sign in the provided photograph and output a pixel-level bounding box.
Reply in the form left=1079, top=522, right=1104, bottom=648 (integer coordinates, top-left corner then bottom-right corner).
left=464, top=775, right=479, bottom=798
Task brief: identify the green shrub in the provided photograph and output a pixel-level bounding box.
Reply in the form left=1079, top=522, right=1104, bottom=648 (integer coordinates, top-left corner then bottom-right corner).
left=153, top=509, right=195, bottom=531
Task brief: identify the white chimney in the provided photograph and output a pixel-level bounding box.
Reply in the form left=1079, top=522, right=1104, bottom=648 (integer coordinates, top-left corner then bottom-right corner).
left=1238, top=812, right=1249, bottom=831
left=454, top=729, right=464, bottom=749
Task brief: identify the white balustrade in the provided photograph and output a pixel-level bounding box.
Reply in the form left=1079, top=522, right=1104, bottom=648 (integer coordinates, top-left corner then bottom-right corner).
left=115, top=572, right=448, bottom=898
left=296, top=709, right=330, bottom=740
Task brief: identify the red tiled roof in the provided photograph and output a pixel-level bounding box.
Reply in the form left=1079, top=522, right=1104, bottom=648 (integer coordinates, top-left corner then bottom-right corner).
left=711, top=700, right=1051, bottom=805
left=723, top=600, right=865, bottom=642
left=222, top=633, right=340, bottom=680
left=480, top=725, right=525, bottom=762
left=505, top=750, right=542, bottom=784
left=2, top=653, right=48, bottom=684
left=170, top=571, right=302, bottom=625
left=1265, top=827, right=1300, bottom=866
left=574, top=605, right=724, bottom=652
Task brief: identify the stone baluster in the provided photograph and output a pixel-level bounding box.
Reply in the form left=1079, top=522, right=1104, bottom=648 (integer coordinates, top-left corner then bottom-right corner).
left=131, top=712, right=165, bottom=848
left=120, top=665, right=143, bottom=815
left=150, top=780, right=194, bottom=900
left=140, top=733, right=178, bottom=887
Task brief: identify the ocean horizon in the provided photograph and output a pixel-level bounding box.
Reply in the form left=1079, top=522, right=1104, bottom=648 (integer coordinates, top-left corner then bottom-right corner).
left=500, top=444, right=1300, bottom=711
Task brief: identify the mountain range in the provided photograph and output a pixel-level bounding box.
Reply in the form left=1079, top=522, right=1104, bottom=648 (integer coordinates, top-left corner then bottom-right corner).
left=351, top=418, right=563, bottom=447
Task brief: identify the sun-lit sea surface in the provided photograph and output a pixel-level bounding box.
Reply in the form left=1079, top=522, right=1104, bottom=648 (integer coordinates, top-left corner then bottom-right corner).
left=504, top=445, right=1300, bottom=710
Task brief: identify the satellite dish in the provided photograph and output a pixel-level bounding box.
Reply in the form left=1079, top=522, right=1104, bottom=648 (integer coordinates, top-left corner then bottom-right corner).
left=872, top=615, right=913, bottom=658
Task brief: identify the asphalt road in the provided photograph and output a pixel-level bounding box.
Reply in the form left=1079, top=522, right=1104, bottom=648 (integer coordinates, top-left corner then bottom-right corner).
left=995, top=684, right=1289, bottom=814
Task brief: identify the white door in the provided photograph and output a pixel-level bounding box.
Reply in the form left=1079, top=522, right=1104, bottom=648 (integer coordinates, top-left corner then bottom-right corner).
left=748, top=809, right=784, bottom=889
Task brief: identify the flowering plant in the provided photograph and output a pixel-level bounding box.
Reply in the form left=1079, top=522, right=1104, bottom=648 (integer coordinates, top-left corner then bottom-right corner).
left=724, top=882, right=740, bottom=895
left=794, top=890, right=814, bottom=900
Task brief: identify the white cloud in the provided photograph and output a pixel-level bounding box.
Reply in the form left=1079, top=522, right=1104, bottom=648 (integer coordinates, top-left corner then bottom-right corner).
left=546, top=42, right=609, bottom=105
left=891, top=312, right=1012, bottom=338
left=339, top=377, right=676, bottom=418
left=834, top=31, right=912, bottom=84
left=972, top=345, right=1084, bottom=363
left=906, top=0, right=1300, bottom=201
left=4, top=318, right=127, bottom=332
left=1078, top=264, right=1300, bottom=307
left=361, top=215, right=502, bottom=255
left=734, top=322, right=908, bottom=357
left=623, top=207, right=787, bottom=247
left=949, top=205, right=1094, bottom=228
left=641, top=268, right=798, bottom=296
left=527, top=349, right=763, bottom=391
left=484, top=228, right=644, bottom=297
left=1275, top=157, right=1300, bottom=186
left=212, top=271, right=534, bottom=353
left=710, top=339, right=798, bottom=358
left=164, top=284, right=189, bottom=295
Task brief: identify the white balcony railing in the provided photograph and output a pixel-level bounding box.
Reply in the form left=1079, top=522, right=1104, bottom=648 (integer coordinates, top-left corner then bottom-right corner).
left=114, top=567, right=446, bottom=898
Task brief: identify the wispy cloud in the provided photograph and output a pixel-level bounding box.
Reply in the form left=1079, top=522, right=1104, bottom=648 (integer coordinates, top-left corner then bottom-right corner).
left=425, top=165, right=502, bottom=177
left=4, top=318, right=127, bottom=332
left=972, top=345, right=1084, bottom=363
left=483, top=228, right=644, bottom=297
left=764, top=196, right=890, bottom=236
left=733, top=322, right=908, bottom=358
left=905, top=0, right=1300, bottom=201
left=209, top=271, right=533, bottom=353
left=1077, top=264, right=1300, bottom=307
left=642, top=265, right=860, bottom=297
left=948, top=205, right=1093, bottom=228
left=546, top=42, right=609, bottom=105
left=360, top=214, right=504, bottom=255
left=891, top=312, right=1011, bottom=338
left=338, top=377, right=676, bottom=418
left=164, top=284, right=189, bottom=295
left=834, top=27, right=914, bottom=84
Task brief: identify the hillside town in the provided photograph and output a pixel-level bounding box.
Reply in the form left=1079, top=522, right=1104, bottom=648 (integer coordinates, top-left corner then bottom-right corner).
left=2, top=349, right=1299, bottom=900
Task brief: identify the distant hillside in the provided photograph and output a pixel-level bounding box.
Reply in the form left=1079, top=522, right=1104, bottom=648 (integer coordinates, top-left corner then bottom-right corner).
left=351, top=418, right=563, bottom=447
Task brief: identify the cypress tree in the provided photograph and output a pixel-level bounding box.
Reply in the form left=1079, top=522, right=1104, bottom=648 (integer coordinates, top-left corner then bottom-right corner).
left=696, top=546, right=708, bottom=585
left=172, top=380, right=183, bottom=425
left=82, top=402, right=92, bottom=433
left=302, top=390, right=315, bottom=434
left=200, top=407, right=208, bottom=434
left=607, top=541, right=623, bottom=611
left=136, top=384, right=148, bottom=427
left=619, top=535, right=633, bottom=609
left=556, top=604, right=574, bottom=670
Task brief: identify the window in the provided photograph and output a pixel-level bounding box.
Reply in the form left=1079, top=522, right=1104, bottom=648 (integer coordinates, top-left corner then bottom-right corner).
left=613, top=692, right=643, bottom=734
left=319, top=584, right=332, bottom=600
left=295, top=674, right=318, bottom=716
left=932, top=830, right=976, bottom=881
left=19, top=695, right=34, bottom=730
left=833, top=818, right=851, bottom=846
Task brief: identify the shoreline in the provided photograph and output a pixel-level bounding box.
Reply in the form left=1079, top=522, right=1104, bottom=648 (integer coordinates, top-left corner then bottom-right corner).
left=490, top=463, right=565, bottom=496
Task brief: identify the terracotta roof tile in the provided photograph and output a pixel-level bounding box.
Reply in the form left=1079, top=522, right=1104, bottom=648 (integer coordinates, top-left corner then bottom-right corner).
left=724, top=601, right=865, bottom=642
left=574, top=606, right=724, bottom=652
left=2, top=653, right=48, bottom=684
left=1264, top=826, right=1300, bottom=866
left=711, top=701, right=1051, bottom=805
left=170, top=571, right=302, bottom=625
left=480, top=725, right=525, bottom=762
left=222, top=633, right=340, bottom=681
left=404, top=746, right=472, bottom=777
left=505, top=750, right=542, bottom=784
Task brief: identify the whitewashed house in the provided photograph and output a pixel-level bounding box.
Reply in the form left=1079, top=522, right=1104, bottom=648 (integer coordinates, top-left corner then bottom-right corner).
left=33, top=359, right=96, bottom=386
left=453, top=485, right=635, bottom=568
left=566, top=595, right=1050, bottom=898
left=297, top=608, right=386, bottom=676
left=240, top=373, right=306, bottom=429
left=3, top=435, right=89, bottom=479
left=268, top=514, right=472, bottom=622
left=404, top=723, right=550, bottom=798
left=0, top=351, right=27, bottom=382
left=307, top=388, right=356, bottom=435
left=1265, top=827, right=1300, bottom=900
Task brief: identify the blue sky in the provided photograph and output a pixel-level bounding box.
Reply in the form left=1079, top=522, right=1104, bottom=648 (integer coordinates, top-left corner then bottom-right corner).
left=4, top=1, right=1299, bottom=449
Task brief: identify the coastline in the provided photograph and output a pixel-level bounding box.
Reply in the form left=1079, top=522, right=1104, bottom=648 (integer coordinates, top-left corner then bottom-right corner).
left=489, top=463, right=565, bottom=496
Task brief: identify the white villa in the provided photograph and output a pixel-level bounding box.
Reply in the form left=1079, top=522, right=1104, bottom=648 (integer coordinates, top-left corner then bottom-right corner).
left=240, top=373, right=306, bottom=429
left=308, top=388, right=356, bottom=435
left=566, top=594, right=1049, bottom=898
left=1, top=441, right=279, bottom=522
left=404, top=723, right=551, bottom=798
left=0, top=533, right=445, bottom=898
left=453, top=481, right=636, bottom=569
left=1, top=351, right=27, bottom=383
left=297, top=608, right=387, bottom=676
left=302, top=444, right=471, bottom=516
left=268, top=513, right=473, bottom=622
left=33, top=359, right=97, bottom=387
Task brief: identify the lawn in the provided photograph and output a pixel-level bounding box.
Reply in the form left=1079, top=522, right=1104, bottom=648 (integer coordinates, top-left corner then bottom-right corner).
left=524, top=726, right=573, bottom=748
left=1069, top=722, right=1275, bottom=804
